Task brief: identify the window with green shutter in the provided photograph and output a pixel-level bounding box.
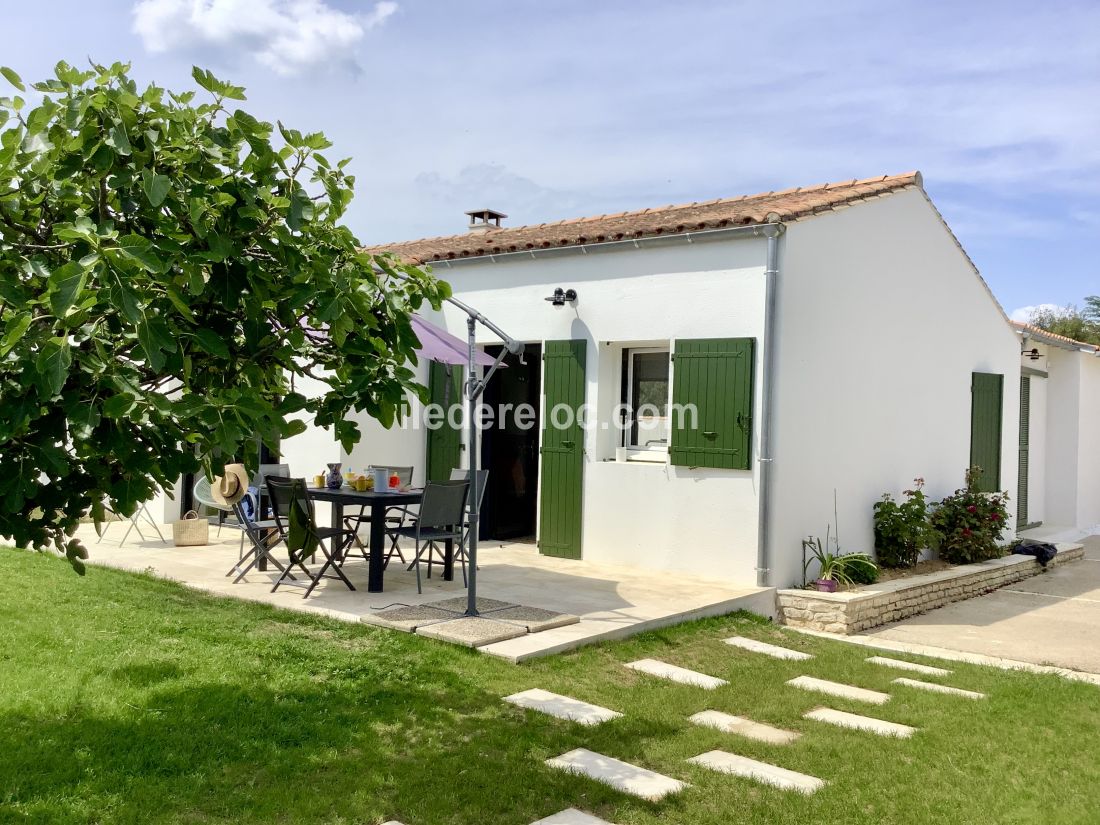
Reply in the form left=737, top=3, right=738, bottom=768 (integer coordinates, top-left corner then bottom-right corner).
left=970, top=371, right=1004, bottom=493
left=669, top=338, right=755, bottom=470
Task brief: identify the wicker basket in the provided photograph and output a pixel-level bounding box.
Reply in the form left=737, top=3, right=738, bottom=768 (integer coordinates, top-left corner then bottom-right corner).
left=172, top=510, right=209, bottom=547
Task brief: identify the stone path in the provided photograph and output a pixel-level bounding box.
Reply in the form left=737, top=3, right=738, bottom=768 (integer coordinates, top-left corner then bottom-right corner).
left=546, top=748, right=688, bottom=801
left=787, top=675, right=891, bottom=704
left=866, top=655, right=952, bottom=676
left=687, top=750, right=825, bottom=794
left=724, top=636, right=813, bottom=661
left=504, top=688, right=622, bottom=726
left=804, top=707, right=916, bottom=738
left=530, top=810, right=617, bottom=824
left=688, top=710, right=801, bottom=744
left=892, top=677, right=986, bottom=699
left=624, top=658, right=728, bottom=689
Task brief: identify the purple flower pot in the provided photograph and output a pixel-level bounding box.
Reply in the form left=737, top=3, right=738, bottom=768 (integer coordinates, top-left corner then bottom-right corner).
left=813, top=578, right=838, bottom=593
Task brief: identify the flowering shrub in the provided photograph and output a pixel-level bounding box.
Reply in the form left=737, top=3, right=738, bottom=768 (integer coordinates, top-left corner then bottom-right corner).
left=873, top=478, right=938, bottom=568
left=931, top=467, right=1009, bottom=564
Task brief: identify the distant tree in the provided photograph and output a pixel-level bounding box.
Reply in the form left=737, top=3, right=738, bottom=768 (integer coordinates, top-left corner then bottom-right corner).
left=1027, top=298, right=1100, bottom=346
left=0, top=61, right=449, bottom=571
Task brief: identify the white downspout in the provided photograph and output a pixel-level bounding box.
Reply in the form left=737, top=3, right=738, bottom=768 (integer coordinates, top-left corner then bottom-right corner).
left=756, top=218, right=784, bottom=587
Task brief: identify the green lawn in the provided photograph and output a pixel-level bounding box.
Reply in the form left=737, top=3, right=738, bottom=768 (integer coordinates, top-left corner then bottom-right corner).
left=2, top=550, right=1099, bottom=825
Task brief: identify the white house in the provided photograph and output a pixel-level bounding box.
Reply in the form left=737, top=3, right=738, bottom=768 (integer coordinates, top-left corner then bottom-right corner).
left=332, top=172, right=1027, bottom=589
left=1011, top=321, right=1100, bottom=535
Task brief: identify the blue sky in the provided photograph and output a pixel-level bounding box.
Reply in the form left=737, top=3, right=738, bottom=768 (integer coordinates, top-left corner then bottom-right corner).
left=4, top=0, right=1099, bottom=316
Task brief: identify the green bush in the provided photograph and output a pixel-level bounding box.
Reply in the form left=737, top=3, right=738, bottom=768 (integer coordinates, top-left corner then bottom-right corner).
left=931, top=467, right=1009, bottom=564
left=873, top=478, right=938, bottom=568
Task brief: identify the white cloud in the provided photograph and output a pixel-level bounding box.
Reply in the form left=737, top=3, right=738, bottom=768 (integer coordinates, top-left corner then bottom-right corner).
left=132, top=0, right=397, bottom=75
left=1010, top=304, right=1070, bottom=322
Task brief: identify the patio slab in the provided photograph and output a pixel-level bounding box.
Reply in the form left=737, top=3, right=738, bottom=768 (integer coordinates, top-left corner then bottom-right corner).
left=503, top=688, right=622, bottom=726
left=804, top=707, right=916, bottom=738
left=416, top=616, right=527, bottom=648
left=625, top=658, right=728, bottom=689
left=530, top=810, right=617, bottom=825
left=688, top=710, right=800, bottom=744
left=866, top=655, right=952, bottom=676
left=361, top=605, right=455, bottom=632
left=892, top=677, right=986, bottom=699
left=485, top=604, right=580, bottom=632
left=787, top=675, right=890, bottom=705
left=79, top=523, right=774, bottom=660
left=724, top=636, right=813, bottom=661
left=687, top=750, right=825, bottom=794
left=546, top=748, right=687, bottom=801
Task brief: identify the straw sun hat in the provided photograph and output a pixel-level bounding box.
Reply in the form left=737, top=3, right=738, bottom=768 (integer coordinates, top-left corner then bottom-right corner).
left=212, top=463, right=250, bottom=507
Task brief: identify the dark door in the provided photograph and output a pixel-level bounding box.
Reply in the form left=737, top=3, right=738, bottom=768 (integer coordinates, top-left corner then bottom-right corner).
left=538, top=339, right=586, bottom=558
left=479, top=344, right=541, bottom=539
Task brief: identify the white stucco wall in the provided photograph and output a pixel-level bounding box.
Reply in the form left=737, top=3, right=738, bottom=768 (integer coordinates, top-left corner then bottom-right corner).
left=1044, top=347, right=1082, bottom=528
left=1075, top=354, right=1100, bottom=526
left=769, top=187, right=1022, bottom=587
left=410, top=239, right=769, bottom=582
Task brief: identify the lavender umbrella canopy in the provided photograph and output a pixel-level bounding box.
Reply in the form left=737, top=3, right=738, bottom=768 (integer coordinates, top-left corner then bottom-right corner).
left=411, top=314, right=499, bottom=368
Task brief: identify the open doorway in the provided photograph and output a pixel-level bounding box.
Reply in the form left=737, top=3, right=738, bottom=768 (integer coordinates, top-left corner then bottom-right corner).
left=479, top=343, right=541, bottom=540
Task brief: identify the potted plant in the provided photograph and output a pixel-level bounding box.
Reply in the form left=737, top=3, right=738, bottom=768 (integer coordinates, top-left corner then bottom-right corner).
left=803, top=533, right=879, bottom=592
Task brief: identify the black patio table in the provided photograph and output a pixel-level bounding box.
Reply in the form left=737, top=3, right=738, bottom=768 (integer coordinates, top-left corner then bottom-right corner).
left=306, top=486, right=451, bottom=593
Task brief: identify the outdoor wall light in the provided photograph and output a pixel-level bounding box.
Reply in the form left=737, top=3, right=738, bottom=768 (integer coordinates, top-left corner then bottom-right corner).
left=1022, top=346, right=1040, bottom=361
left=545, top=287, right=578, bottom=307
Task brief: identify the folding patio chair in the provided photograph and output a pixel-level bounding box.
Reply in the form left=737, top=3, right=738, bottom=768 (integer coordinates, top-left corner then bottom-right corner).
left=390, top=480, right=469, bottom=594
left=343, top=465, right=414, bottom=567
left=448, top=468, right=488, bottom=586
left=192, top=477, right=290, bottom=584
left=96, top=498, right=167, bottom=544
left=266, top=476, right=356, bottom=598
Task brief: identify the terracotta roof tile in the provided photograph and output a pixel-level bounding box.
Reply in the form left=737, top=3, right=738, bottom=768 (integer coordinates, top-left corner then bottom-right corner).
left=367, top=171, right=922, bottom=265
left=1011, top=321, right=1100, bottom=352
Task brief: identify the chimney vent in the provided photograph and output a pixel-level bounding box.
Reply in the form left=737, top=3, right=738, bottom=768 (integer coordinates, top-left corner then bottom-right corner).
left=466, top=208, right=507, bottom=233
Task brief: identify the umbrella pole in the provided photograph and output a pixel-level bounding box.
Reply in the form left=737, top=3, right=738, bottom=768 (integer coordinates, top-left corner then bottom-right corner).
left=465, top=315, right=480, bottom=617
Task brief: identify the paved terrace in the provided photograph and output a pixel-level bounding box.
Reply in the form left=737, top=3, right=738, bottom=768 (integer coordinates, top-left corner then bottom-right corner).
left=77, top=523, right=774, bottom=662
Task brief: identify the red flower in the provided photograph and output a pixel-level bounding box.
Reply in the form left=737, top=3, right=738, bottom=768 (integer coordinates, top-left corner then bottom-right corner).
left=962, top=528, right=972, bottom=536
left=991, top=513, right=1001, bottom=521
left=967, top=505, right=977, bottom=513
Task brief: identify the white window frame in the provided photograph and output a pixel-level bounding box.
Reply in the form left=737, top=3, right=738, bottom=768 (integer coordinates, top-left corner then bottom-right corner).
left=625, top=346, right=671, bottom=452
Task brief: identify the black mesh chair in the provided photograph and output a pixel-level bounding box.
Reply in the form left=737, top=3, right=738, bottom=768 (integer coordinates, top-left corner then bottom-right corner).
left=343, top=465, right=414, bottom=567
left=266, top=476, right=356, bottom=598
left=390, top=480, right=469, bottom=594
left=449, top=468, right=489, bottom=586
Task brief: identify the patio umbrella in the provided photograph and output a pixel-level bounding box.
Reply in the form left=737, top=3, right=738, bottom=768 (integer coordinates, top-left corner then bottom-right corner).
left=411, top=314, right=499, bottom=368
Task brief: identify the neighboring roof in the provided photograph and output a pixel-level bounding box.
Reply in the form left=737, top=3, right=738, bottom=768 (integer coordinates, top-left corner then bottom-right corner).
left=368, top=171, right=922, bottom=265
left=1011, top=320, right=1100, bottom=353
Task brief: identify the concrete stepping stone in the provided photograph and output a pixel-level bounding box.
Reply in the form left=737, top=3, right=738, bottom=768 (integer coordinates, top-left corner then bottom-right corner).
left=724, top=636, right=813, bottom=661
left=867, top=656, right=952, bottom=676
left=787, top=675, right=890, bottom=705
left=416, top=616, right=527, bottom=648
left=503, top=688, right=622, bottom=726
left=530, top=809, right=618, bottom=825
left=687, top=750, right=825, bottom=794
left=689, top=710, right=800, bottom=744
left=804, top=707, right=916, bottom=738
left=546, top=748, right=688, bottom=801
left=625, top=658, right=728, bottom=689
left=892, top=677, right=986, bottom=699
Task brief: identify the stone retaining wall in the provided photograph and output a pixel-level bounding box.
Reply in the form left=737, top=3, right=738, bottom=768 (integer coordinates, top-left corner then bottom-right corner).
left=777, top=544, right=1085, bottom=634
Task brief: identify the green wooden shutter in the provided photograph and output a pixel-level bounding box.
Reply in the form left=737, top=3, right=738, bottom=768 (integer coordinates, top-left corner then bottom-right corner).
left=669, top=338, right=755, bottom=470
left=538, top=340, right=586, bottom=558
left=1017, top=375, right=1030, bottom=526
left=425, top=361, right=463, bottom=483
left=970, top=371, right=1004, bottom=493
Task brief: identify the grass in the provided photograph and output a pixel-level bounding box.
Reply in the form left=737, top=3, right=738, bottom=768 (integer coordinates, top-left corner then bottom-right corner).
left=2, top=550, right=1099, bottom=825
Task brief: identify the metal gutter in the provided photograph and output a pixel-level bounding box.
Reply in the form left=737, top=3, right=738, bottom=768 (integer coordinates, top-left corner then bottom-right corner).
left=756, top=222, right=783, bottom=587
left=427, top=222, right=774, bottom=268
